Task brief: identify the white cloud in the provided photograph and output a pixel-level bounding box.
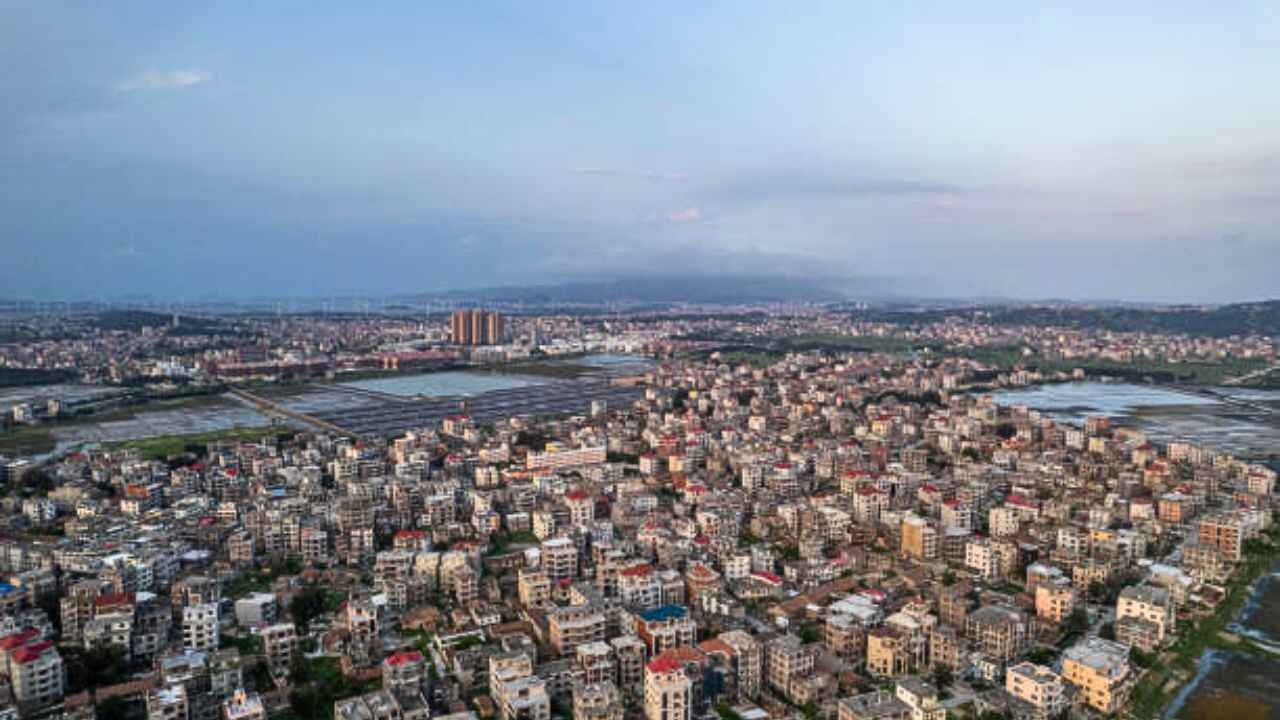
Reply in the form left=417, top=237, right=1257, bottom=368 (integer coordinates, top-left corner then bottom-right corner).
left=664, top=207, right=703, bottom=223
left=115, top=68, right=212, bottom=92
left=573, top=168, right=687, bottom=181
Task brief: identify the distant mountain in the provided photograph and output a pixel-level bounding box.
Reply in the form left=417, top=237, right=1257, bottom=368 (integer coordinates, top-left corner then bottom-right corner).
left=856, top=300, right=1280, bottom=338
left=410, top=275, right=854, bottom=305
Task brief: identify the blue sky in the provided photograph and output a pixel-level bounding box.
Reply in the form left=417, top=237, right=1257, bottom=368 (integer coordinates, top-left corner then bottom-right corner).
left=3, top=2, right=1279, bottom=301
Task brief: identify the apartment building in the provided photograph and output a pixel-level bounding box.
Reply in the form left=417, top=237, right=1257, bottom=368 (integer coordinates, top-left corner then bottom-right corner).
left=260, top=623, right=296, bottom=676
left=1115, top=586, right=1175, bottom=651
left=635, top=605, right=696, bottom=658
left=572, top=681, right=625, bottom=720
left=1061, top=637, right=1133, bottom=714
left=764, top=635, right=814, bottom=695
left=1004, top=662, right=1067, bottom=719
left=8, top=640, right=64, bottom=709
left=866, top=628, right=911, bottom=678
left=643, top=656, right=692, bottom=720
left=183, top=603, right=219, bottom=651
left=1034, top=581, right=1077, bottom=625
left=549, top=606, right=607, bottom=656
left=541, top=538, right=578, bottom=582
left=965, top=605, right=1027, bottom=663
left=837, top=690, right=910, bottom=720
left=900, top=516, right=938, bottom=561
left=491, top=653, right=552, bottom=720
left=1197, top=514, right=1246, bottom=562
left=147, top=685, right=189, bottom=720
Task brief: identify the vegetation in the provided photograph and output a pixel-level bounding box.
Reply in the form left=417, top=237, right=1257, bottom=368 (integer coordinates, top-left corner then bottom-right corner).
left=0, top=367, right=77, bottom=388
left=224, top=557, right=302, bottom=598
left=288, top=656, right=380, bottom=720
left=0, top=426, right=56, bottom=457
left=1127, top=526, right=1280, bottom=719
left=108, top=425, right=292, bottom=460
left=64, top=646, right=134, bottom=693
left=487, top=530, right=539, bottom=556
left=289, top=586, right=344, bottom=634
left=853, top=300, right=1280, bottom=339
left=220, top=632, right=264, bottom=656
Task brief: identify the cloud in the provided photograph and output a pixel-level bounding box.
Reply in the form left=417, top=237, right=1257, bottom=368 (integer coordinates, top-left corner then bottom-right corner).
left=664, top=207, right=703, bottom=223
left=572, top=167, right=687, bottom=181
left=115, top=69, right=212, bottom=93
left=709, top=167, right=960, bottom=205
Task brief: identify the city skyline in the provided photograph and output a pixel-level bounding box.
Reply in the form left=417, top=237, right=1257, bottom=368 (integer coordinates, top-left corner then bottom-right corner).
left=4, top=3, right=1280, bottom=302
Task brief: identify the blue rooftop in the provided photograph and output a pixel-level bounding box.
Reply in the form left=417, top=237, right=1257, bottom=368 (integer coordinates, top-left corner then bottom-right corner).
left=639, top=604, right=687, bottom=623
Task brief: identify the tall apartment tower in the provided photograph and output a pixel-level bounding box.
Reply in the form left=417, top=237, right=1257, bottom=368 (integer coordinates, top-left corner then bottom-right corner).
left=487, top=313, right=504, bottom=345
left=451, top=310, right=472, bottom=345
left=450, top=309, right=504, bottom=345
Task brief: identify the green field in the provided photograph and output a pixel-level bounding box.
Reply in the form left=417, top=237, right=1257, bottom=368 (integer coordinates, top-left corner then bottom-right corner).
left=0, top=426, right=56, bottom=456
left=109, top=426, right=292, bottom=460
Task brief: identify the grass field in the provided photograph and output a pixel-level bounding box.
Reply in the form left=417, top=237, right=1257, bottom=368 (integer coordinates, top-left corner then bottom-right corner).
left=108, top=425, right=291, bottom=460
left=0, top=426, right=56, bottom=456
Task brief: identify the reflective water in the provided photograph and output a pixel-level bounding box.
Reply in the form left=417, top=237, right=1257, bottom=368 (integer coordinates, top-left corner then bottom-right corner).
left=991, top=382, right=1280, bottom=459
left=341, top=371, right=547, bottom=397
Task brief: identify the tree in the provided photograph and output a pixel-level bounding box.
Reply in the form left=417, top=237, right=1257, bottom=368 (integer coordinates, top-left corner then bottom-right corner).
left=930, top=664, right=954, bottom=689
left=1067, top=607, right=1089, bottom=634
left=1129, top=647, right=1153, bottom=668
left=1088, top=581, right=1107, bottom=602
left=1026, top=647, right=1057, bottom=665
left=289, top=587, right=334, bottom=634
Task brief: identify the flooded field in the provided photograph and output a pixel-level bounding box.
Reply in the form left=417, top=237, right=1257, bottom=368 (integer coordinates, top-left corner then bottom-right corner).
left=991, top=382, right=1280, bottom=459
left=50, top=398, right=273, bottom=445
left=341, top=370, right=548, bottom=398
left=1166, top=560, right=1280, bottom=720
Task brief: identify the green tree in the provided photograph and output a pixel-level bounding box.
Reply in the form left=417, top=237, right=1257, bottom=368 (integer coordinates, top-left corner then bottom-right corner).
left=930, top=664, right=954, bottom=689
left=289, top=587, right=335, bottom=634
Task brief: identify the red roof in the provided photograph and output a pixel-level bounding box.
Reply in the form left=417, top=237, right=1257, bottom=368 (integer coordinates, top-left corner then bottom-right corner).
left=750, top=571, right=782, bottom=585
left=565, top=490, right=591, bottom=502
left=11, top=641, right=53, bottom=665
left=620, top=564, right=653, bottom=578
left=395, top=530, right=426, bottom=539
left=1005, top=494, right=1038, bottom=510
left=95, top=592, right=135, bottom=608
left=0, top=629, right=39, bottom=651
left=385, top=650, right=424, bottom=666
left=647, top=656, right=683, bottom=673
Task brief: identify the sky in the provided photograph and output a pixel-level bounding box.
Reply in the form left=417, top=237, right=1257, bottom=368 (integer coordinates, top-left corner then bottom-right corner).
left=3, top=2, right=1279, bottom=302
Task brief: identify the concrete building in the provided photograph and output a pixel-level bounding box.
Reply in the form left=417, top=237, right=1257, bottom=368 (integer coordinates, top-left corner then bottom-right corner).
left=1004, top=662, right=1066, bottom=719
left=1115, top=585, right=1174, bottom=651
left=183, top=603, right=220, bottom=651
left=644, top=656, right=692, bottom=720
left=837, top=690, right=910, bottom=720
left=549, top=606, right=607, bottom=657
left=1061, top=637, right=1133, bottom=714
left=900, top=516, right=938, bottom=561
left=965, top=605, right=1027, bottom=663
left=635, top=605, right=696, bottom=658
left=572, top=681, right=624, bottom=720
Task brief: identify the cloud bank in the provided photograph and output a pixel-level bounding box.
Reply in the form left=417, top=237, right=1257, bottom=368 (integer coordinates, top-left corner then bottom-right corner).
left=116, top=69, right=212, bottom=93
